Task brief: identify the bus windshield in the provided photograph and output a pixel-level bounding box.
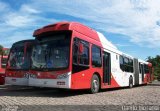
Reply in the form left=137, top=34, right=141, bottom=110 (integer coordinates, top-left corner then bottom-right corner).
left=8, top=44, right=30, bottom=70
left=31, top=34, right=70, bottom=70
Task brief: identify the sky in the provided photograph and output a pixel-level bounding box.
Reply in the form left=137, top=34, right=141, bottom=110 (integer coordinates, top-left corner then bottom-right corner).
left=0, top=0, right=160, bottom=60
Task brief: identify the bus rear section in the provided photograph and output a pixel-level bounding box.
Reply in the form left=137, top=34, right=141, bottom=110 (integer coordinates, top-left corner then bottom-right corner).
left=148, top=63, right=153, bottom=83
left=138, top=60, right=153, bottom=85
left=0, top=48, right=9, bottom=85
left=5, top=40, right=34, bottom=86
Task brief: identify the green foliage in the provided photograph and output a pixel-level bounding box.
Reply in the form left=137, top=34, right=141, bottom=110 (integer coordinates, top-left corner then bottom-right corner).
left=146, top=55, right=160, bottom=79
left=0, top=45, right=3, bottom=55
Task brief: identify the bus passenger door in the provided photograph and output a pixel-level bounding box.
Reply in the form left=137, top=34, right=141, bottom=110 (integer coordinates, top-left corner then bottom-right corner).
left=142, top=64, right=144, bottom=82
left=139, top=63, right=142, bottom=84
left=134, top=58, right=139, bottom=85
left=103, top=52, right=111, bottom=85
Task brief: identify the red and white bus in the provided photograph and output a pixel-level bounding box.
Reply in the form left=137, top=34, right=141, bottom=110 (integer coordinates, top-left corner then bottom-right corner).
left=5, top=40, right=34, bottom=86
left=28, top=22, right=152, bottom=93
left=0, top=48, right=10, bottom=85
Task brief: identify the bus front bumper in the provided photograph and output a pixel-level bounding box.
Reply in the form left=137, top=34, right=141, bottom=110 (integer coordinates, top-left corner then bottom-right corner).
left=5, top=77, right=29, bottom=86
left=28, top=75, right=71, bottom=89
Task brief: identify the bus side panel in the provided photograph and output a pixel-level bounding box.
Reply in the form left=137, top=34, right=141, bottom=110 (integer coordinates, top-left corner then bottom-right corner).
left=71, top=68, right=102, bottom=89
left=70, top=31, right=103, bottom=89
left=101, top=52, right=121, bottom=89
left=101, top=50, right=133, bottom=89
left=143, top=73, right=149, bottom=84
left=97, top=32, right=135, bottom=88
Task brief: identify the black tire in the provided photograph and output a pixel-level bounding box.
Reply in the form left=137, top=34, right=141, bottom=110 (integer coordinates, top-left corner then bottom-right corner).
left=129, top=78, right=133, bottom=88
left=90, top=74, right=100, bottom=94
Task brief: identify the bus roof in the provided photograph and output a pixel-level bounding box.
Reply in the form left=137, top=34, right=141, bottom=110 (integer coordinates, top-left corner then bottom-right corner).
left=33, top=22, right=99, bottom=41
left=12, top=39, right=35, bottom=46
left=33, top=21, right=149, bottom=62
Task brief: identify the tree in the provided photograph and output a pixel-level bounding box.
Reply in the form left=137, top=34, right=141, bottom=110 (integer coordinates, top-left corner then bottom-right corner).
left=0, top=45, right=3, bottom=55
left=146, top=55, right=160, bottom=80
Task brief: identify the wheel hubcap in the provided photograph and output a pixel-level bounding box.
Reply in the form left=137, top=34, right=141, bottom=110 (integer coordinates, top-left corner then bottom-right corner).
left=130, top=83, right=133, bottom=87
left=93, top=79, right=98, bottom=91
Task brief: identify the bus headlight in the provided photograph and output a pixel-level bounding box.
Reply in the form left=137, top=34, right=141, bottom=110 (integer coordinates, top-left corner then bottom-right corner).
left=57, top=73, right=69, bottom=79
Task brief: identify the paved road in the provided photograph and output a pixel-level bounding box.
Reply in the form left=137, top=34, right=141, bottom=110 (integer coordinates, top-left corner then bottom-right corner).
left=0, top=81, right=160, bottom=111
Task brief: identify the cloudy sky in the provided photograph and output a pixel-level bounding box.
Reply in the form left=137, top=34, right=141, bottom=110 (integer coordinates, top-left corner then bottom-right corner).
left=0, top=0, right=160, bottom=60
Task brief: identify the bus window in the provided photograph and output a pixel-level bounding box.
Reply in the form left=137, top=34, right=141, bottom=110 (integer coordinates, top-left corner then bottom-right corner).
left=120, top=56, right=124, bottom=71
left=73, top=38, right=89, bottom=66
left=144, top=64, right=149, bottom=73
left=139, top=63, right=142, bottom=74
left=92, top=45, right=102, bottom=67
left=72, top=38, right=89, bottom=73
left=119, top=56, right=133, bottom=73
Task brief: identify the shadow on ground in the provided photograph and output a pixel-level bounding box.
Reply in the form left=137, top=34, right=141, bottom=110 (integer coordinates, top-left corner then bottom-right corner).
left=0, top=81, right=159, bottom=98
left=148, top=81, right=160, bottom=86
left=0, top=85, right=91, bottom=98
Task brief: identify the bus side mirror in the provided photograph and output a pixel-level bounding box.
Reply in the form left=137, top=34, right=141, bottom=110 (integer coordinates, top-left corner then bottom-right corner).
left=78, top=43, right=84, bottom=54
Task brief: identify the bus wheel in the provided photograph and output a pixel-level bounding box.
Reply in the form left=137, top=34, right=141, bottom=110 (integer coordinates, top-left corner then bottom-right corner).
left=129, top=78, right=133, bottom=88
left=90, top=74, right=100, bottom=94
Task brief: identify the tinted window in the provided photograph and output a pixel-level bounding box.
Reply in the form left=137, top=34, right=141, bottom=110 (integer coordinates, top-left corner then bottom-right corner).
left=72, top=38, right=89, bottom=73
left=119, top=55, right=133, bottom=73
left=139, top=63, right=142, bottom=74
left=120, top=56, right=124, bottom=71
left=92, top=45, right=102, bottom=67
left=144, top=64, right=149, bottom=73
left=73, top=38, right=89, bottom=66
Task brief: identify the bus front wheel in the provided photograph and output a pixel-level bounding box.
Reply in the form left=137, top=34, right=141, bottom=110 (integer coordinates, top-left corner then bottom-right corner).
left=90, top=74, right=100, bottom=94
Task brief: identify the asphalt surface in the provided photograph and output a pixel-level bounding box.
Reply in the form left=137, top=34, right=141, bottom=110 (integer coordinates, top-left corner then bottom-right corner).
left=0, top=81, right=160, bottom=111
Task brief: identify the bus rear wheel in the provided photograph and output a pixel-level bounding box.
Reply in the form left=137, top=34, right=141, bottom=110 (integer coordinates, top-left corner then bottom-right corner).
left=90, top=74, right=100, bottom=94
left=129, top=78, right=133, bottom=88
